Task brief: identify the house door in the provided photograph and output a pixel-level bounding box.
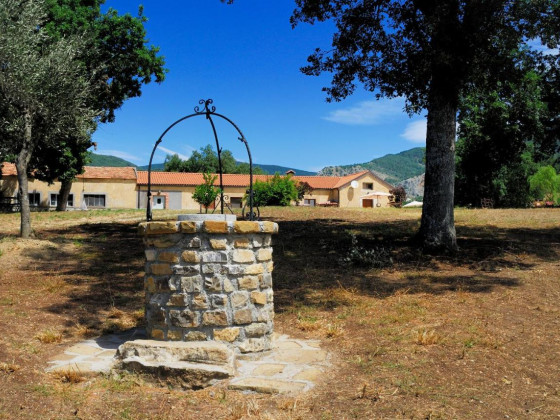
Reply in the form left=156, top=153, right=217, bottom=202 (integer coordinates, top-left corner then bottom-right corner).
left=153, top=196, right=165, bottom=209
left=362, top=199, right=373, bottom=208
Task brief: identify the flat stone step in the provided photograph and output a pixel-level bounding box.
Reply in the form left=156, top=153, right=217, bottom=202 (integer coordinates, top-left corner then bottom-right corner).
left=117, top=339, right=234, bottom=366
left=120, top=356, right=234, bottom=390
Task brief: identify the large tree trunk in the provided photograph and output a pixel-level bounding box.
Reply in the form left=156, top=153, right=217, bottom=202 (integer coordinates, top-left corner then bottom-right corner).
left=15, top=109, right=34, bottom=238
left=56, top=179, right=72, bottom=211
left=420, top=90, right=458, bottom=253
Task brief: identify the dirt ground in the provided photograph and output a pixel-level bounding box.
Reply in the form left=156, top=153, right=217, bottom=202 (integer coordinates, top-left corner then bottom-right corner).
left=0, top=207, right=558, bottom=419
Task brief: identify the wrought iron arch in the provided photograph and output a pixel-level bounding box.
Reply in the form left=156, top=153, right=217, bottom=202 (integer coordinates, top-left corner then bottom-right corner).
left=146, top=99, right=254, bottom=221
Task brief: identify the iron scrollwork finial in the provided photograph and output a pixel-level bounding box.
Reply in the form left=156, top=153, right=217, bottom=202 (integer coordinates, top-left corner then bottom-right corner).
left=194, top=99, right=216, bottom=115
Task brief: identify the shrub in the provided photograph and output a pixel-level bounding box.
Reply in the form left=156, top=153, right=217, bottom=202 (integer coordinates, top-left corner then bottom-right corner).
left=339, top=233, right=393, bottom=268
left=193, top=172, right=221, bottom=213
left=252, top=174, right=298, bottom=206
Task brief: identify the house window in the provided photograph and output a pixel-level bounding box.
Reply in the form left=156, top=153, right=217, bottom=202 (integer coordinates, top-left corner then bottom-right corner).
left=50, top=193, right=74, bottom=207
left=28, top=192, right=40, bottom=206
left=230, top=197, right=242, bottom=209
left=83, top=194, right=106, bottom=208
left=362, top=182, right=374, bottom=190
left=304, top=199, right=316, bottom=207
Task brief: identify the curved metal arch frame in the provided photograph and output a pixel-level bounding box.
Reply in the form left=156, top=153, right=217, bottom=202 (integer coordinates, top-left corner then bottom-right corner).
left=146, top=99, right=254, bottom=221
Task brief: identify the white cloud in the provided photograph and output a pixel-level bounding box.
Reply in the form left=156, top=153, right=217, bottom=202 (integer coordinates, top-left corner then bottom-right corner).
left=323, top=99, right=404, bottom=125
left=401, top=120, right=426, bottom=143
left=158, top=146, right=190, bottom=160
left=95, top=149, right=142, bottom=164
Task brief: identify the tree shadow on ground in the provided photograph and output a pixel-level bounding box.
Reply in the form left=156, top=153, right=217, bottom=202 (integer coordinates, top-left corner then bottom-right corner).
left=20, top=221, right=145, bottom=331
left=11, top=217, right=559, bottom=328
left=272, top=218, right=559, bottom=312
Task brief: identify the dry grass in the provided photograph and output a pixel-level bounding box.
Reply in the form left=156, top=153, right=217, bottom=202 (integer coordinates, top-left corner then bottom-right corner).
left=51, top=368, right=86, bottom=384
left=34, top=329, right=63, bottom=344
left=413, top=329, right=442, bottom=345
left=0, top=362, right=21, bottom=373
left=0, top=207, right=559, bottom=419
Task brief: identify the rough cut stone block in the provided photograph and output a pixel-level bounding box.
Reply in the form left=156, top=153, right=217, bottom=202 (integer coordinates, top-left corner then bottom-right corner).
left=202, top=311, right=228, bottom=326
left=182, top=250, right=200, bottom=263
left=263, top=236, right=272, bottom=247
left=173, top=265, right=200, bottom=275
left=234, top=238, right=250, bottom=248
left=180, top=275, right=202, bottom=293
left=233, top=309, right=253, bottom=325
left=213, top=327, right=240, bottom=342
left=147, top=306, right=166, bottom=325
left=169, top=309, right=199, bottom=328
left=117, top=340, right=235, bottom=389
left=167, top=330, right=183, bottom=341
left=266, top=261, right=274, bottom=272
left=244, top=323, right=269, bottom=337
left=244, top=264, right=264, bottom=275
left=145, top=277, right=156, bottom=293
left=232, top=249, right=254, bottom=263
left=185, top=331, right=207, bottom=341
left=210, top=239, right=227, bottom=250
left=260, top=273, right=273, bottom=288
left=256, top=248, right=272, bottom=262
left=238, top=337, right=270, bottom=353
left=186, top=237, right=201, bottom=248
left=192, top=293, right=209, bottom=310
left=204, top=276, right=222, bottom=292
left=167, top=293, right=188, bottom=306
left=211, top=295, right=227, bottom=307
left=158, top=252, right=179, bottom=263
left=255, top=307, right=274, bottom=323
left=234, top=221, right=260, bottom=234
left=151, top=329, right=165, bottom=340
left=223, top=278, right=234, bottom=293
left=226, top=265, right=244, bottom=275
left=150, top=263, right=173, bottom=276
left=250, top=291, right=267, bottom=305
left=145, top=249, right=157, bottom=261
left=180, top=221, right=197, bottom=233
left=238, top=276, right=259, bottom=290
left=145, top=237, right=181, bottom=248
left=146, top=222, right=179, bottom=235
left=260, top=222, right=276, bottom=234
left=231, top=291, right=249, bottom=308
left=204, top=221, right=228, bottom=233
left=202, top=251, right=228, bottom=263
left=252, top=236, right=263, bottom=248
left=202, top=264, right=227, bottom=275
left=117, top=340, right=234, bottom=366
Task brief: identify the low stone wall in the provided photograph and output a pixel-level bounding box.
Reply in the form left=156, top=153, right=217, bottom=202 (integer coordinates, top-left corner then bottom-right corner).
left=138, top=220, right=278, bottom=353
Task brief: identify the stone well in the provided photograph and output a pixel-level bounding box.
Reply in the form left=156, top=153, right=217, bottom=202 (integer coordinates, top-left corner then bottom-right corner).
left=138, top=216, right=278, bottom=354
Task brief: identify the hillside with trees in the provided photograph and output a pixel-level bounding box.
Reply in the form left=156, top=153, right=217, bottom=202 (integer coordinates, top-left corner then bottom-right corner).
left=318, top=147, right=425, bottom=184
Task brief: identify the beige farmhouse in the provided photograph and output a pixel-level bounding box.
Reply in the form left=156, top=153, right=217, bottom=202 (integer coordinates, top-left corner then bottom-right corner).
left=1, top=162, right=394, bottom=211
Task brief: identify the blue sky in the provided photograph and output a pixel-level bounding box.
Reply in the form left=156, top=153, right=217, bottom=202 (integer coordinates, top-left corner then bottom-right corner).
left=92, top=1, right=427, bottom=172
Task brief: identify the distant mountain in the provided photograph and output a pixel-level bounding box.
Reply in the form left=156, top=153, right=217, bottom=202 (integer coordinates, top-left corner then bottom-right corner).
left=137, top=162, right=316, bottom=175
left=89, top=153, right=136, bottom=167
left=254, top=164, right=316, bottom=176
left=318, top=147, right=425, bottom=185
left=398, top=173, right=425, bottom=199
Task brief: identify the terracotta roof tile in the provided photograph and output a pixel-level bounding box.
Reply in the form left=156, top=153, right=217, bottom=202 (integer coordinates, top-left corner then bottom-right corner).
left=78, top=166, right=137, bottom=180
left=136, top=170, right=392, bottom=190
left=0, top=162, right=17, bottom=176
left=1, top=163, right=137, bottom=180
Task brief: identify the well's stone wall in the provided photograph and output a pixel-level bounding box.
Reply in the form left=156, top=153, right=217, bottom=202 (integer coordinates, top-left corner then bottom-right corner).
left=138, top=220, right=278, bottom=353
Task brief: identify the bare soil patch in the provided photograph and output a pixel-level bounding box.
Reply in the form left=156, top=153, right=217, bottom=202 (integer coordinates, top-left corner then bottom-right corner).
left=0, top=207, right=558, bottom=419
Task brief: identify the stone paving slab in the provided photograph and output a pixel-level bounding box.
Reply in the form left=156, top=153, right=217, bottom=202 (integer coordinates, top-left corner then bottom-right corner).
left=45, top=330, right=329, bottom=395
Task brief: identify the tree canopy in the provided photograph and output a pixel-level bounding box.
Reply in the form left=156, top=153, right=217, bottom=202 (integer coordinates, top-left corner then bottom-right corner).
left=292, top=0, right=559, bottom=251
left=0, top=0, right=95, bottom=237
left=163, top=145, right=264, bottom=174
